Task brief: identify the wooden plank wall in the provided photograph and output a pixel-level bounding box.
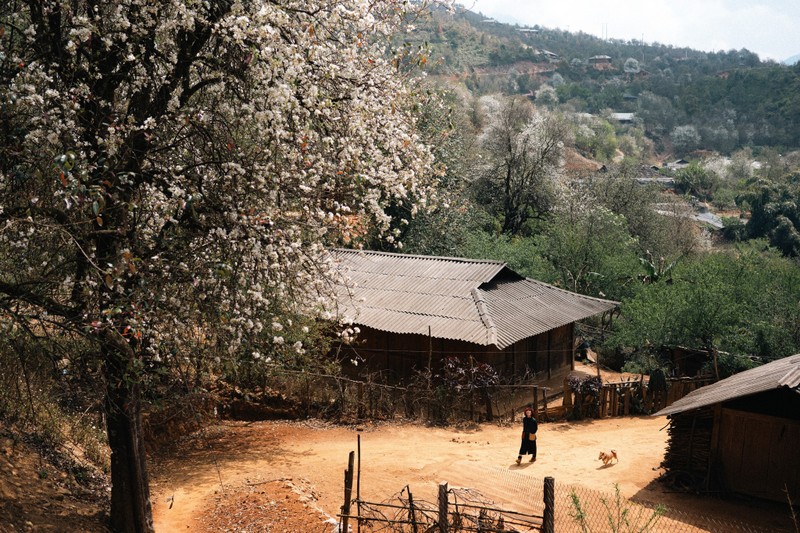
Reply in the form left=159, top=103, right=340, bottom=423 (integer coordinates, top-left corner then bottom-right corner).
left=716, top=408, right=800, bottom=502
left=342, top=324, right=575, bottom=383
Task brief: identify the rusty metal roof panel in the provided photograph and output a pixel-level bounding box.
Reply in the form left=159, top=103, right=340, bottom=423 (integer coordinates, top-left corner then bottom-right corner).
left=345, top=271, right=478, bottom=296
left=338, top=304, right=491, bottom=345
left=481, top=278, right=619, bottom=347
left=656, top=354, right=800, bottom=417
left=332, top=249, right=506, bottom=283
left=331, top=249, right=618, bottom=348
left=342, top=287, right=476, bottom=320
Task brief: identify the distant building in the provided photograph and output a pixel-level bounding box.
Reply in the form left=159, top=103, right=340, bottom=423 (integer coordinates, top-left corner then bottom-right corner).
left=664, top=159, right=689, bottom=170
left=538, top=49, right=559, bottom=62
left=588, top=55, right=613, bottom=69
left=610, top=112, right=635, bottom=123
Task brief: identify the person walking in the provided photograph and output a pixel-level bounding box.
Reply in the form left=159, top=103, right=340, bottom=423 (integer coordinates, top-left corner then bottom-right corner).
left=516, top=407, right=538, bottom=465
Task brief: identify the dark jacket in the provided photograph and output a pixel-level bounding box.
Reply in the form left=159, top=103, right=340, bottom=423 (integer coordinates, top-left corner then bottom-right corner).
left=522, top=415, right=538, bottom=436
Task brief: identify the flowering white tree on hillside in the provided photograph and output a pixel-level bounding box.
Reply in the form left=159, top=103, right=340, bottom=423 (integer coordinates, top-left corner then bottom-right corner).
left=0, top=1, right=434, bottom=530
left=476, top=96, right=569, bottom=235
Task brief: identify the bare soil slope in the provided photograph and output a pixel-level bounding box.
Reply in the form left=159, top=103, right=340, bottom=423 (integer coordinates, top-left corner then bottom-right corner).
left=0, top=425, right=109, bottom=533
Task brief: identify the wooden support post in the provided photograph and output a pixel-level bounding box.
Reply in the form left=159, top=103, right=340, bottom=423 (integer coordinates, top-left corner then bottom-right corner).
left=341, top=451, right=354, bottom=533
left=563, top=379, right=572, bottom=411
left=532, top=386, right=539, bottom=417
left=357, top=435, right=362, bottom=533
left=368, top=375, right=374, bottom=418
left=438, top=482, right=449, bottom=533
left=407, top=485, right=418, bottom=533
left=640, top=374, right=647, bottom=412
left=427, top=326, right=433, bottom=378
left=541, top=388, right=548, bottom=420
left=600, top=388, right=606, bottom=418
left=543, top=476, right=555, bottom=533
left=623, top=388, right=631, bottom=416
left=611, top=389, right=618, bottom=417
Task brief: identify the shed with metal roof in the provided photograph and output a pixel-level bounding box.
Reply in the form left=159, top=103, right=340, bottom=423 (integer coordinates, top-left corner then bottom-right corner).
left=655, top=354, right=800, bottom=503
left=330, top=249, right=618, bottom=385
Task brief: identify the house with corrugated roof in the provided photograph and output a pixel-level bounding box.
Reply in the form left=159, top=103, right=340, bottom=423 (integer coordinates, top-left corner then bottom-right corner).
left=656, top=354, right=800, bottom=503
left=331, top=249, right=617, bottom=385
left=610, top=112, right=635, bottom=124
left=539, top=49, right=559, bottom=62
left=588, top=55, right=613, bottom=69
left=664, top=158, right=689, bottom=171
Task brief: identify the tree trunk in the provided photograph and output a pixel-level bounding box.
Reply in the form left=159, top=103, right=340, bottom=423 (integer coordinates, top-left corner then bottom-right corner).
left=104, top=338, right=154, bottom=533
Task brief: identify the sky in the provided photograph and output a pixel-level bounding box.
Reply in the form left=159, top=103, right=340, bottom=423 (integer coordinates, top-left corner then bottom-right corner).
left=463, top=0, right=800, bottom=63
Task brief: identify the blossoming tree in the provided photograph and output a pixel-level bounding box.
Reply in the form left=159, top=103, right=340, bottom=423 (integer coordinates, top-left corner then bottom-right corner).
left=0, top=1, right=433, bottom=530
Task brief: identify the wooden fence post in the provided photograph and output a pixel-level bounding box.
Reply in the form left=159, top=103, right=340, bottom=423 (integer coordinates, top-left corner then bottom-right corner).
left=611, top=389, right=619, bottom=417
left=533, top=386, right=539, bottom=417
left=368, top=375, right=374, bottom=418
left=541, top=388, right=548, bottom=420
left=543, top=476, right=555, bottom=533
left=341, top=451, right=354, bottom=533
left=623, top=388, right=631, bottom=416
left=483, top=387, right=494, bottom=422
left=600, top=387, right=608, bottom=418
left=357, top=435, right=361, bottom=533
left=438, top=482, right=449, bottom=533
left=407, top=485, right=418, bottom=533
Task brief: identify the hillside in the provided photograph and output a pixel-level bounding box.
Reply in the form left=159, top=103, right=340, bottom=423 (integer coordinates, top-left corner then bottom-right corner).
left=411, top=5, right=800, bottom=153
left=0, top=423, right=109, bottom=532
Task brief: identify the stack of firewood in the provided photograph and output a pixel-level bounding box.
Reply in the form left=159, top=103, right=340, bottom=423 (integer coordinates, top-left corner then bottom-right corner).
left=661, top=408, right=715, bottom=491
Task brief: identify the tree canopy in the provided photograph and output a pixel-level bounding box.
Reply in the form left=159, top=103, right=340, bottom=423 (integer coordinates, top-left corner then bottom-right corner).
left=0, top=1, right=433, bottom=530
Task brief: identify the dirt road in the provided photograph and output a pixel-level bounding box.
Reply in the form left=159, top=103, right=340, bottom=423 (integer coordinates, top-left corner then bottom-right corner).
left=149, top=414, right=795, bottom=532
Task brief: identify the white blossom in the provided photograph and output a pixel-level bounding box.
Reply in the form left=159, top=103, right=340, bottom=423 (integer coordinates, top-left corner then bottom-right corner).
left=0, top=0, right=435, bottom=383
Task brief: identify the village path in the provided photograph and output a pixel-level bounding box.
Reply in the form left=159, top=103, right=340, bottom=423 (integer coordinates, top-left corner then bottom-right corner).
left=148, top=410, right=792, bottom=532
left=149, top=416, right=666, bottom=531
left=148, top=365, right=796, bottom=532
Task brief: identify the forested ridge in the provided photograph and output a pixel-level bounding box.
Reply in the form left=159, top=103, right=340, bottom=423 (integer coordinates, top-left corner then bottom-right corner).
left=410, top=5, right=800, bottom=152
left=388, top=5, right=800, bottom=375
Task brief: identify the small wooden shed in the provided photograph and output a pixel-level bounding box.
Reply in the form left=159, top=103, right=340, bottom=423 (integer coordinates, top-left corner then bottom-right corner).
left=331, top=249, right=618, bottom=384
left=656, top=354, right=800, bottom=503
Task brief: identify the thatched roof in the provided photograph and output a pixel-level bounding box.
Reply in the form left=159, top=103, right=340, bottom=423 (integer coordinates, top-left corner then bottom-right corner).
left=331, top=249, right=618, bottom=349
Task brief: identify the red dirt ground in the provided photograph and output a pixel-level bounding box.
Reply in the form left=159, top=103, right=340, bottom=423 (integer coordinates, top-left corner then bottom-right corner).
left=3, top=363, right=794, bottom=532
left=148, top=415, right=794, bottom=532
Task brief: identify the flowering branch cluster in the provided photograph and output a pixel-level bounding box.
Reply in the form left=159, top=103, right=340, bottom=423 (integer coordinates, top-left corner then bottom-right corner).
left=0, top=0, right=434, bottom=362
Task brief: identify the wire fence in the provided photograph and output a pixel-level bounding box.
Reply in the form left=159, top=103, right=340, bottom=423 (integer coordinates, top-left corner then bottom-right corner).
left=555, top=482, right=780, bottom=532
left=261, top=368, right=712, bottom=427
left=353, top=484, right=546, bottom=532
left=343, top=459, right=788, bottom=533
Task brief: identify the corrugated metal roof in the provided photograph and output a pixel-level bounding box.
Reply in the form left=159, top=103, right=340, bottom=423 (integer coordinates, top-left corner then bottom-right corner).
left=480, top=278, right=620, bottom=347
left=656, top=354, right=800, bottom=417
left=331, top=249, right=618, bottom=349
